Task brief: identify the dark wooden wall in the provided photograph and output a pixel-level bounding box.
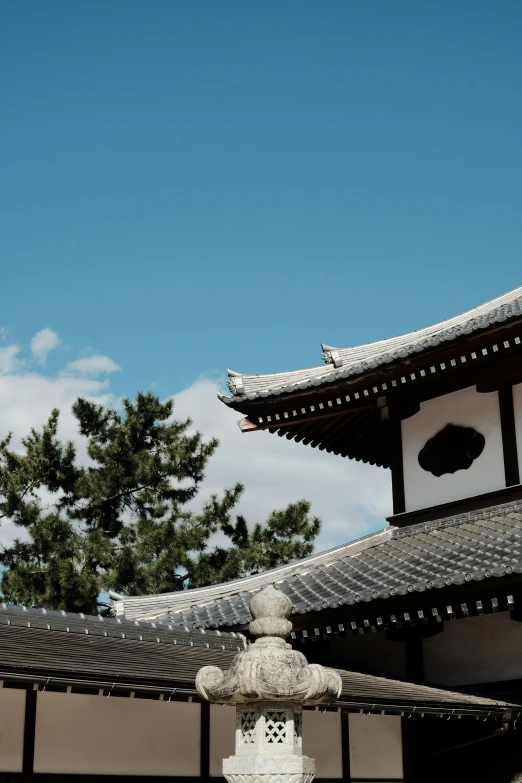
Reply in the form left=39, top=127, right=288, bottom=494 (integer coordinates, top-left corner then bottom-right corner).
left=404, top=715, right=522, bottom=783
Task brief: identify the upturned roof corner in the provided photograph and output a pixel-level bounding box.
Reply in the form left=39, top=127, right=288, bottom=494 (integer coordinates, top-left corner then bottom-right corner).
left=219, top=285, right=522, bottom=405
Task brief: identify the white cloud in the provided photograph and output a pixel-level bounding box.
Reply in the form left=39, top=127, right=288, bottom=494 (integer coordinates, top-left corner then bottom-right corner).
left=0, top=345, right=22, bottom=374
left=30, top=328, right=60, bottom=364
left=0, top=371, right=115, bottom=546
left=65, top=355, right=122, bottom=376
left=0, top=339, right=120, bottom=547
left=173, top=379, right=392, bottom=552
left=0, top=339, right=392, bottom=557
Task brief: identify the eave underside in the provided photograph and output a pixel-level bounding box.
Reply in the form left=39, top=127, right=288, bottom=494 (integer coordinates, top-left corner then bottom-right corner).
left=232, top=322, right=522, bottom=468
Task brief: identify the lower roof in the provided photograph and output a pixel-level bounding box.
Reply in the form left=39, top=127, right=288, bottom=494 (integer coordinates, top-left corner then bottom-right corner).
left=0, top=615, right=514, bottom=719
left=0, top=602, right=244, bottom=651
left=114, top=500, right=522, bottom=630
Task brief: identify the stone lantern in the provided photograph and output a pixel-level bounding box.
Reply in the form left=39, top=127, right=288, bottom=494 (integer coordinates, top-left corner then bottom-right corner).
left=196, top=585, right=342, bottom=783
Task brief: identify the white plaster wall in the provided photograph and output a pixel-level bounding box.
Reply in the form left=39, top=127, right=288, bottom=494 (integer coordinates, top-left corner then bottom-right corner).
left=513, top=382, right=522, bottom=472
left=402, top=387, right=504, bottom=511
left=303, top=710, right=342, bottom=778
left=210, top=704, right=235, bottom=776
left=0, top=687, right=26, bottom=772
left=349, top=713, right=403, bottom=780
left=424, top=611, right=522, bottom=686
left=34, top=693, right=200, bottom=775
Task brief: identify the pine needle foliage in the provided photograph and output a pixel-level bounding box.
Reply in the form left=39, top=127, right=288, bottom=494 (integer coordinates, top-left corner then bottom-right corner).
left=0, top=392, right=320, bottom=614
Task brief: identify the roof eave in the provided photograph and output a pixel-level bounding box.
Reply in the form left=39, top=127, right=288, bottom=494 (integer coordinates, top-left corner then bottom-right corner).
left=220, top=312, right=522, bottom=410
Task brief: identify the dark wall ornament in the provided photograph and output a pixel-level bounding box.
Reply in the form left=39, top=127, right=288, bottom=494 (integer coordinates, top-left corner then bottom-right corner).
left=418, top=424, right=486, bottom=477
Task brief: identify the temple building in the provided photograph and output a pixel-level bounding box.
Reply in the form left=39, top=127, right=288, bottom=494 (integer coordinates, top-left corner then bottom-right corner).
left=1, top=285, right=522, bottom=781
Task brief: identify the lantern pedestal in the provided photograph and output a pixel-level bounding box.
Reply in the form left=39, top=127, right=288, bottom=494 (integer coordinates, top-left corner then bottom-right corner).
left=196, top=586, right=341, bottom=783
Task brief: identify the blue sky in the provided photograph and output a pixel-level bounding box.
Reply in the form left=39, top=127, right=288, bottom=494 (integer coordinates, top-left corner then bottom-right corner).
left=1, top=2, right=521, bottom=548
left=2, top=1, right=522, bottom=399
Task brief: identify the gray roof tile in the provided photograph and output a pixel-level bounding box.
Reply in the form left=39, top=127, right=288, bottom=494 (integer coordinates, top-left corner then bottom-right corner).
left=0, top=620, right=514, bottom=716
left=117, top=500, right=522, bottom=628
left=335, top=669, right=517, bottom=715
left=222, top=285, right=522, bottom=403
left=0, top=603, right=244, bottom=650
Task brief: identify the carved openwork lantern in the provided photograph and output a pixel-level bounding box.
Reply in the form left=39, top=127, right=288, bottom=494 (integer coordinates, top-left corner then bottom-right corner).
left=196, top=585, right=342, bottom=783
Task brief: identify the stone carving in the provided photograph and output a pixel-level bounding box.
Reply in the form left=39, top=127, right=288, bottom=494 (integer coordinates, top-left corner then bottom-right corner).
left=196, top=584, right=342, bottom=783
left=224, top=775, right=315, bottom=783
left=196, top=585, right=341, bottom=706
left=418, top=423, right=485, bottom=477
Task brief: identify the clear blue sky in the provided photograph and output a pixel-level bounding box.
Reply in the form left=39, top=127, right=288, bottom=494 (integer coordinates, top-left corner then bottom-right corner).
left=2, top=1, right=521, bottom=400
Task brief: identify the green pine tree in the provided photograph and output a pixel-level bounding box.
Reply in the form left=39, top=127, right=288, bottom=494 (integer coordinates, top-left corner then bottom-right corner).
left=0, top=392, right=320, bottom=614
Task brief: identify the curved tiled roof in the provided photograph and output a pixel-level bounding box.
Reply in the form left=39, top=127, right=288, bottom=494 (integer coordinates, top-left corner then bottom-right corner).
left=113, top=529, right=391, bottom=622
left=0, top=603, right=244, bottom=650
left=0, top=622, right=242, bottom=698
left=115, top=500, right=522, bottom=629
left=334, top=668, right=517, bottom=716
left=0, top=622, right=514, bottom=717
left=222, top=284, right=522, bottom=403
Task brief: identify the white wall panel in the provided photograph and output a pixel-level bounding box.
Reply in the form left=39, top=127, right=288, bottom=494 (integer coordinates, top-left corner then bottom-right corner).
left=34, top=693, right=200, bottom=775
left=402, top=387, right=503, bottom=511
left=0, top=687, right=26, bottom=772
left=303, top=710, right=342, bottom=779
left=513, top=382, right=522, bottom=472
left=424, top=611, right=522, bottom=686
left=349, top=713, right=403, bottom=780
left=210, top=704, right=235, bottom=776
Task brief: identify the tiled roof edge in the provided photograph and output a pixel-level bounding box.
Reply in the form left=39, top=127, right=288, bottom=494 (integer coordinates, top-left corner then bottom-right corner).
left=114, top=529, right=392, bottom=620
left=393, top=499, right=522, bottom=539
left=222, top=286, right=522, bottom=403
left=0, top=604, right=246, bottom=649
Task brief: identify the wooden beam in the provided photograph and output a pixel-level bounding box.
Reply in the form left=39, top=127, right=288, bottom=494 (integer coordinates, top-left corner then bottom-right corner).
left=200, top=700, right=210, bottom=779
left=238, top=417, right=260, bottom=432
left=341, top=710, right=350, bottom=782
left=390, top=419, right=406, bottom=514
left=22, top=686, right=37, bottom=775
left=388, top=483, right=522, bottom=528
left=499, top=385, right=521, bottom=487
left=238, top=405, right=373, bottom=434
left=477, top=366, right=522, bottom=393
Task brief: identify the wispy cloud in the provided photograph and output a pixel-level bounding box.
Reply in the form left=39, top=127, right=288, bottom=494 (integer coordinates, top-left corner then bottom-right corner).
left=65, top=355, right=122, bottom=376
left=31, top=328, right=60, bottom=364
left=0, top=345, right=22, bottom=374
